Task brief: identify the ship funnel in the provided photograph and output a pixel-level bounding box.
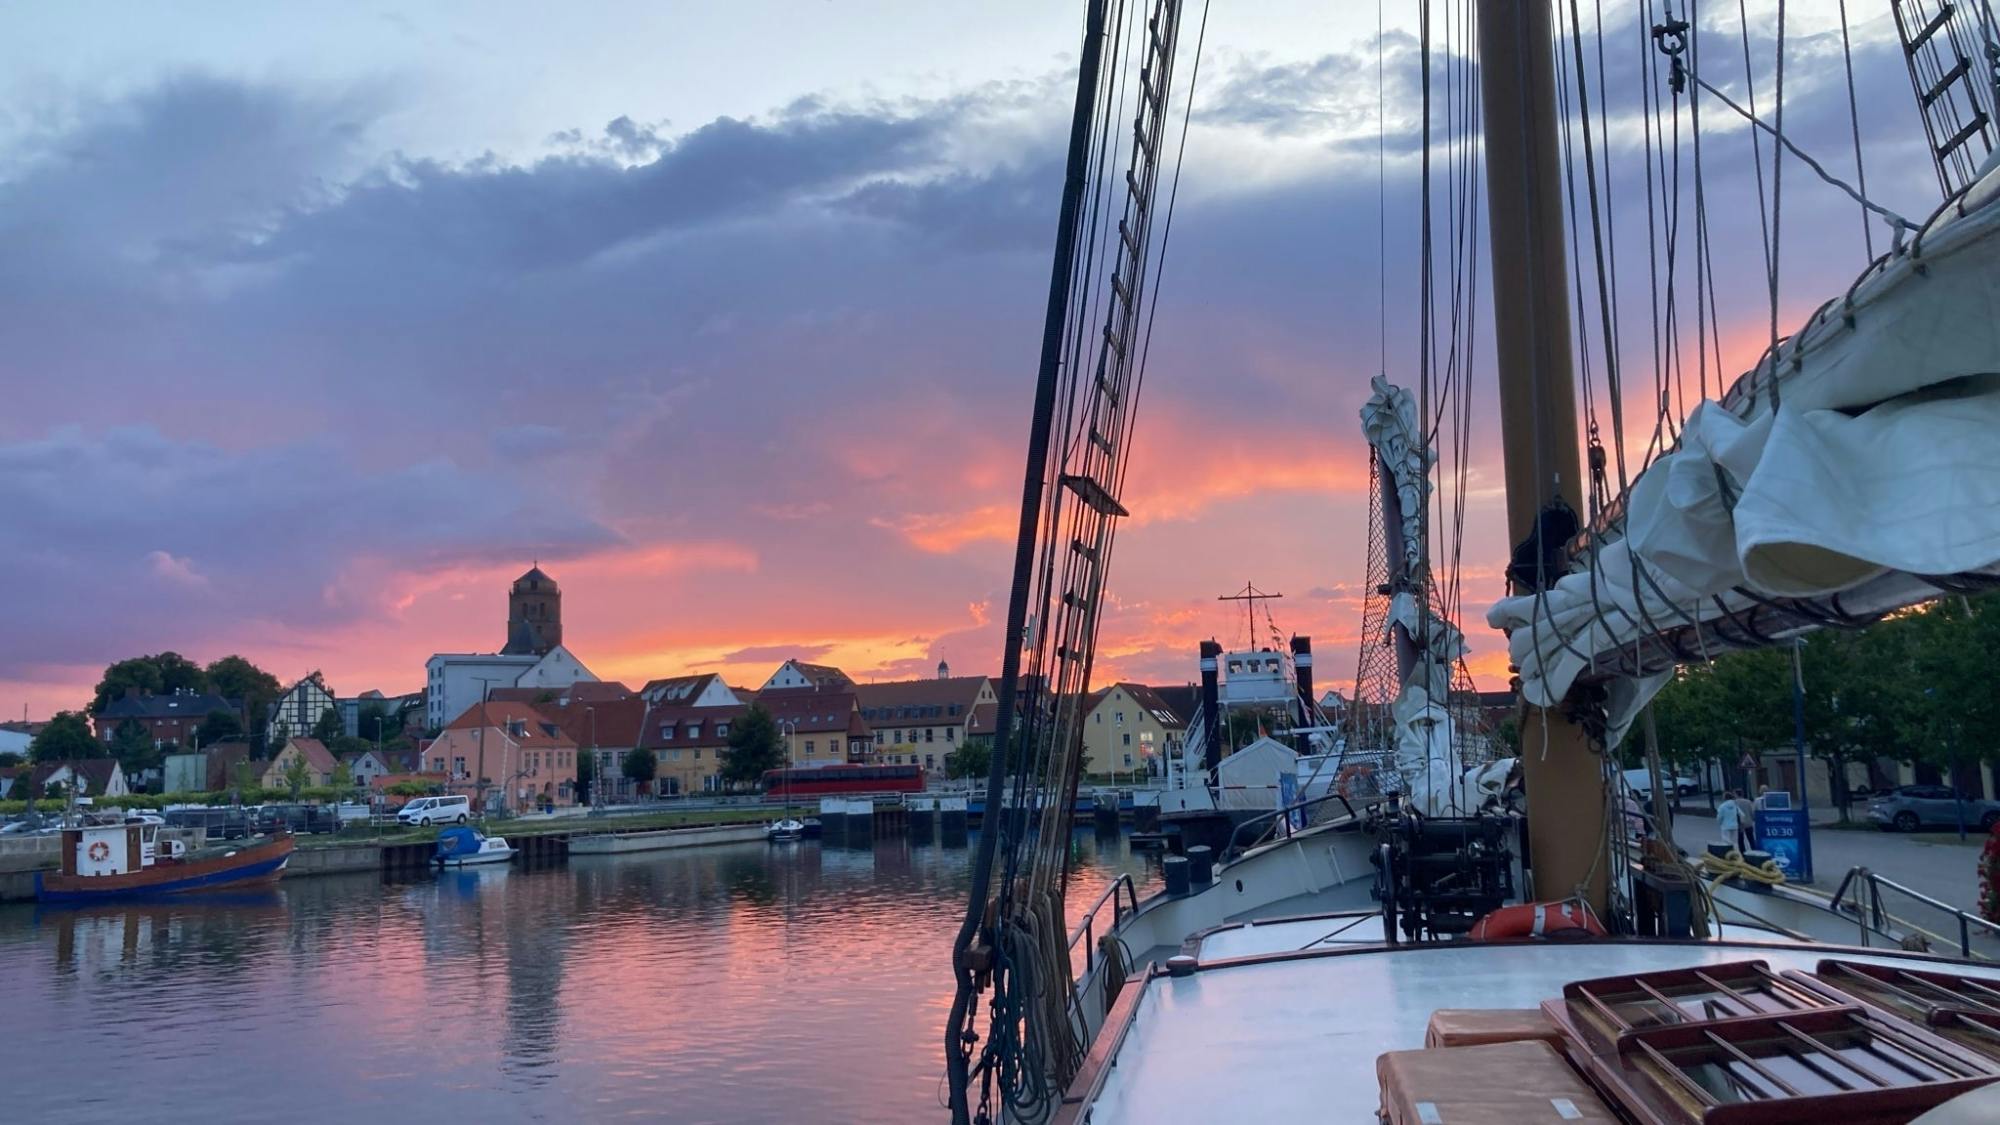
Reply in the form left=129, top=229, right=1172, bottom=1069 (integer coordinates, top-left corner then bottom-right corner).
left=1290, top=634, right=1314, bottom=737
left=1199, top=640, right=1223, bottom=773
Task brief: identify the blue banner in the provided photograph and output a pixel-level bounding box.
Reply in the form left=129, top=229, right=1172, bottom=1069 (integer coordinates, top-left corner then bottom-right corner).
left=1754, top=808, right=1813, bottom=883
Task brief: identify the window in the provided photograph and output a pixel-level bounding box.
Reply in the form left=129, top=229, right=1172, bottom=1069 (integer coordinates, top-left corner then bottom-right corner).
left=946, top=728, right=956, bottom=743
left=925, top=728, right=934, bottom=743
left=1115, top=711, right=1125, bottom=724
left=948, top=705, right=960, bottom=716
left=806, top=740, right=816, bottom=754
left=716, top=722, right=729, bottom=737
left=874, top=730, right=884, bottom=744
left=694, top=749, right=703, bottom=760
left=669, top=749, right=681, bottom=761
left=687, top=722, right=702, bottom=738
left=1094, top=713, right=1101, bottom=724
left=453, top=756, right=467, bottom=779
left=1122, top=733, right=1131, bottom=747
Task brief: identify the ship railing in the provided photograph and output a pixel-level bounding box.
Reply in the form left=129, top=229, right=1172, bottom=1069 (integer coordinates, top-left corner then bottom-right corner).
left=1829, top=865, right=2000, bottom=959
left=1068, top=873, right=1142, bottom=980
left=1221, top=792, right=1361, bottom=862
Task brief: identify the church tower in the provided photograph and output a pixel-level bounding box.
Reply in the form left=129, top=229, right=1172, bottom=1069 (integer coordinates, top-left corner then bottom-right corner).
left=502, top=565, right=562, bottom=656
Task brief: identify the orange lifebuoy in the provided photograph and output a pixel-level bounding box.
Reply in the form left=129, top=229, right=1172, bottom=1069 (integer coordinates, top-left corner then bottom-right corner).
left=1469, top=899, right=1607, bottom=942
left=87, top=840, right=111, bottom=862
left=1335, top=764, right=1372, bottom=800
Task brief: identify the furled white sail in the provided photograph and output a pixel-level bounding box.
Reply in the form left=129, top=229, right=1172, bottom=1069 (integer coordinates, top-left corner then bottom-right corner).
left=1489, top=161, right=2000, bottom=746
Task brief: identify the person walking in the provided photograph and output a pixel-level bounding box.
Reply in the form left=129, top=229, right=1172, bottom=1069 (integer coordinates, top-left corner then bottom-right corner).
left=1734, top=790, right=1757, bottom=853
left=1716, top=790, right=1743, bottom=853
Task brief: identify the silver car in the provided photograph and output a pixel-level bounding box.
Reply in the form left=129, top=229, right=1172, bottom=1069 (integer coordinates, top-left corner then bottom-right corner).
left=1866, top=785, right=2000, bottom=833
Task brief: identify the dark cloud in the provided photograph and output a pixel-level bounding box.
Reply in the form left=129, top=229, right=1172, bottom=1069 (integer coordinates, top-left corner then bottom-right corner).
left=720, top=642, right=836, bottom=664
left=0, top=426, right=620, bottom=676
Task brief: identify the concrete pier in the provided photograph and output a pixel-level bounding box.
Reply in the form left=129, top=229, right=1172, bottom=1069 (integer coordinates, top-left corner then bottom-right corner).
left=1133, top=792, right=1161, bottom=832
left=906, top=797, right=936, bottom=844
left=1092, top=793, right=1121, bottom=834
left=843, top=798, right=874, bottom=848
left=939, top=796, right=968, bottom=846
left=818, top=797, right=847, bottom=845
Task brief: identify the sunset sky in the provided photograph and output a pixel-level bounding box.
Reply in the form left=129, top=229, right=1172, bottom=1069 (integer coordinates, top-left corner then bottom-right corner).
left=0, top=2, right=1947, bottom=718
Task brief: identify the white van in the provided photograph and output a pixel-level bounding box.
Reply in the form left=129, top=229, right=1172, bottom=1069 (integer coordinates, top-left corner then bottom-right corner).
left=397, top=795, right=471, bottom=826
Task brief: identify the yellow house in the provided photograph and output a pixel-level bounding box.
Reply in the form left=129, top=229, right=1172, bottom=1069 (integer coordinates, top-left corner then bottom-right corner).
left=854, top=671, right=997, bottom=772
left=259, top=737, right=341, bottom=789
left=1082, top=683, right=1188, bottom=778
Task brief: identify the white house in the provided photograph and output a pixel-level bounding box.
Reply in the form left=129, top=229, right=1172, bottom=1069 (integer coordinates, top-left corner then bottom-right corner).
left=31, top=759, right=132, bottom=799
left=761, top=660, right=854, bottom=691
left=513, top=645, right=599, bottom=692
left=638, top=672, right=742, bottom=708
left=424, top=653, right=540, bottom=731
left=268, top=672, right=338, bottom=745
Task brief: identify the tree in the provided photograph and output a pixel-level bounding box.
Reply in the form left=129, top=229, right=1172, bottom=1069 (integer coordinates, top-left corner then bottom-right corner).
left=312, top=707, right=343, bottom=743
left=327, top=736, right=372, bottom=757
left=91, top=652, right=210, bottom=713
left=356, top=703, right=393, bottom=743
left=722, top=704, right=784, bottom=785
left=197, top=709, right=243, bottom=747
left=621, top=745, right=657, bottom=793
left=29, top=711, right=99, bottom=763
left=331, top=762, right=355, bottom=792
left=230, top=759, right=258, bottom=795
left=577, top=746, right=597, bottom=792
left=0, top=751, right=21, bottom=768
left=42, top=780, right=66, bottom=802
left=205, top=655, right=282, bottom=751
left=110, top=720, right=157, bottom=772
left=282, top=755, right=310, bottom=800
left=945, top=735, right=992, bottom=780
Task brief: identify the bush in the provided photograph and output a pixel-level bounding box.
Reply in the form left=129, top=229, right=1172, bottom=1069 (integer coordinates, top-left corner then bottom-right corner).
left=1981, top=823, right=2000, bottom=924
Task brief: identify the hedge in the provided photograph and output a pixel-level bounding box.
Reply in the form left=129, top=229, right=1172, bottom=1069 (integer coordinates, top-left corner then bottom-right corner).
left=0, top=785, right=369, bottom=817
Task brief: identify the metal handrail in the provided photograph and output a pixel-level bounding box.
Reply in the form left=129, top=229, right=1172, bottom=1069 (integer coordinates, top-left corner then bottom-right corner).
left=1220, top=792, right=1361, bottom=861
left=1067, top=873, right=1141, bottom=980
left=1829, top=865, right=2000, bottom=958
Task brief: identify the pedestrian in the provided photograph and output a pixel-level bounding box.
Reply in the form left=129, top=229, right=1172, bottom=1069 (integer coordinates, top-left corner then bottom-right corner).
left=1716, top=790, right=1742, bottom=852
left=1735, top=790, right=1757, bottom=852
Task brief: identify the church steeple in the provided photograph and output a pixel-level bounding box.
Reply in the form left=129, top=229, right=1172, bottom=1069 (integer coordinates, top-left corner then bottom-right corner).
left=502, top=564, right=562, bottom=656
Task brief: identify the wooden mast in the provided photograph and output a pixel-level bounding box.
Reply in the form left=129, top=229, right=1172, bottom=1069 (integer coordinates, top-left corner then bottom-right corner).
left=1476, top=0, right=1607, bottom=914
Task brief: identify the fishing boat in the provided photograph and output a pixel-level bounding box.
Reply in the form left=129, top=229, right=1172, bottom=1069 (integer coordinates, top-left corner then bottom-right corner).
left=766, top=818, right=806, bottom=842
left=36, top=818, right=293, bottom=903
left=945, top=0, right=2000, bottom=1121
left=433, top=825, right=516, bottom=867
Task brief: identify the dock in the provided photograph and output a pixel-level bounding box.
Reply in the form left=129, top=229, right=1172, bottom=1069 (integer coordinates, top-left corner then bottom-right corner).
left=568, top=824, right=765, bottom=854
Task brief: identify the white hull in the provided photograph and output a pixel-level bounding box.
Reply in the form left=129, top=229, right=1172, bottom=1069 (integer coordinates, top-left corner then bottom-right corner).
left=439, top=847, right=516, bottom=867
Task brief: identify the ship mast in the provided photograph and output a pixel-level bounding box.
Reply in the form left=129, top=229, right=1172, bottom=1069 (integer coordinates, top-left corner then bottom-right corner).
left=1476, top=0, right=1606, bottom=914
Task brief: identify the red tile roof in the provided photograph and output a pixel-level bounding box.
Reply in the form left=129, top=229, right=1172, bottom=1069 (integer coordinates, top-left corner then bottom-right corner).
left=542, top=696, right=649, bottom=749
left=286, top=738, right=342, bottom=777
left=636, top=702, right=748, bottom=751
left=852, top=676, right=991, bottom=722
left=755, top=689, right=866, bottom=735
left=445, top=702, right=577, bottom=747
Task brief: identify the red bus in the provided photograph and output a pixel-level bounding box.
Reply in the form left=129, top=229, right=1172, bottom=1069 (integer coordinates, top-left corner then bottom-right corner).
left=760, top=764, right=926, bottom=800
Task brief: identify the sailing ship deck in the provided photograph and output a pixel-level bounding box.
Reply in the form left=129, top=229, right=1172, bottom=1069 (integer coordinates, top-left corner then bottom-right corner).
left=1065, top=936, right=2000, bottom=1122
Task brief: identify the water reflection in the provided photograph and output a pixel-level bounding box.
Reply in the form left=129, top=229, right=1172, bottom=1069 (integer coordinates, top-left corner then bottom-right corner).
left=0, top=831, right=1159, bottom=1123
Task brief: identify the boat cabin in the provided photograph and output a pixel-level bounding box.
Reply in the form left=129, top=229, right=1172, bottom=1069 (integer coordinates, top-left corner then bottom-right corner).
left=60, top=820, right=166, bottom=878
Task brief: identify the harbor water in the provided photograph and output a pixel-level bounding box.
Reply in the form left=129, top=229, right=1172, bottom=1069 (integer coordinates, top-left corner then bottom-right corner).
left=0, top=832, right=1158, bottom=1124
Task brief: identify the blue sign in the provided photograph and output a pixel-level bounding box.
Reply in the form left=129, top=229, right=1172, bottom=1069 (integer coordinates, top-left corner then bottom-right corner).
left=1754, top=808, right=1813, bottom=883
left=1278, top=772, right=1302, bottom=831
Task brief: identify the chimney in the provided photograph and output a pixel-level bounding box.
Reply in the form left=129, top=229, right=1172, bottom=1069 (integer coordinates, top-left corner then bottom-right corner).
left=1199, top=640, right=1223, bottom=773
left=1290, top=635, right=1314, bottom=736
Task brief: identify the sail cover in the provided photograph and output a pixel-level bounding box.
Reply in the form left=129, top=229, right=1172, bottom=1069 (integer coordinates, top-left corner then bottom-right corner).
left=1489, top=161, right=2000, bottom=745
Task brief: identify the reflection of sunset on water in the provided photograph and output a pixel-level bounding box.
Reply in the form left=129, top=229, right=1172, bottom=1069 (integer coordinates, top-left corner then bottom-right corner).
left=0, top=837, right=1156, bottom=1122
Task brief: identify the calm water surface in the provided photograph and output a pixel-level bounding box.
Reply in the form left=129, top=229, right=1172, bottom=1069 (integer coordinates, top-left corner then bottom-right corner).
left=0, top=832, right=1159, bottom=1124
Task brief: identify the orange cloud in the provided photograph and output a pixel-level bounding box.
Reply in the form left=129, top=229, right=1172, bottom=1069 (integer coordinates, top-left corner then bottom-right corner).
left=870, top=505, right=1015, bottom=554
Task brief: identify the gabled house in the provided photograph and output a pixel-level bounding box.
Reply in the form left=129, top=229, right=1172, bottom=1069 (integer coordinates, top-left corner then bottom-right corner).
left=638, top=673, right=741, bottom=708
left=854, top=674, right=997, bottom=771
left=761, top=660, right=854, bottom=692
left=1083, top=683, right=1190, bottom=777
left=637, top=701, right=746, bottom=795
left=93, top=687, right=243, bottom=747
left=30, top=758, right=131, bottom=799
left=425, top=702, right=580, bottom=811
left=756, top=687, right=872, bottom=769
left=349, top=747, right=421, bottom=789
left=267, top=672, right=338, bottom=745
left=260, top=737, right=341, bottom=789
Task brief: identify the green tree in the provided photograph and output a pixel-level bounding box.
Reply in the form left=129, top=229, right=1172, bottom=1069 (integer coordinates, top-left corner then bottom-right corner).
left=327, top=735, right=372, bottom=757
left=577, top=746, right=597, bottom=792
left=945, top=735, right=992, bottom=780
left=29, top=711, right=99, bottom=763
left=312, top=707, right=343, bottom=743
left=205, top=655, right=282, bottom=751
left=196, top=709, right=243, bottom=747
left=331, top=761, right=355, bottom=791
left=356, top=703, right=393, bottom=743
left=0, top=751, right=21, bottom=768
left=230, top=759, right=258, bottom=795
left=90, top=652, right=209, bottom=714
left=722, top=704, right=784, bottom=785
left=282, top=755, right=310, bottom=800
left=110, top=719, right=157, bottom=772
left=42, top=780, right=66, bottom=802
left=1907, top=597, right=2000, bottom=831
left=621, top=745, right=657, bottom=793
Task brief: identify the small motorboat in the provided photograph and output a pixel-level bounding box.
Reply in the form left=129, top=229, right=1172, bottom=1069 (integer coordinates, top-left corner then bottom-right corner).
left=434, top=825, right=517, bottom=867
left=766, top=818, right=806, bottom=842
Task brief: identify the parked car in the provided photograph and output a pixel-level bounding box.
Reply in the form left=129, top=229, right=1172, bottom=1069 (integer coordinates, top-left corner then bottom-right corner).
left=397, top=795, right=471, bottom=827
left=1620, top=769, right=1702, bottom=798
left=1867, top=785, right=2000, bottom=832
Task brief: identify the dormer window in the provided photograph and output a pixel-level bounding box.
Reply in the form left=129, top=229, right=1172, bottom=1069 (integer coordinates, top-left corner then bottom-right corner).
left=659, top=724, right=675, bottom=740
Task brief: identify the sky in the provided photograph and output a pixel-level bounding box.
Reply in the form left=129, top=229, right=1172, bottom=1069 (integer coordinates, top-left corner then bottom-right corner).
left=0, top=1, right=1953, bottom=718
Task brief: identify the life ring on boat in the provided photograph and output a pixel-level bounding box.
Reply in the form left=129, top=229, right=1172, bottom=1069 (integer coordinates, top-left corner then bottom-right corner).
left=87, top=840, right=111, bottom=862
left=1469, top=899, right=1607, bottom=942
left=1335, top=765, right=1372, bottom=800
